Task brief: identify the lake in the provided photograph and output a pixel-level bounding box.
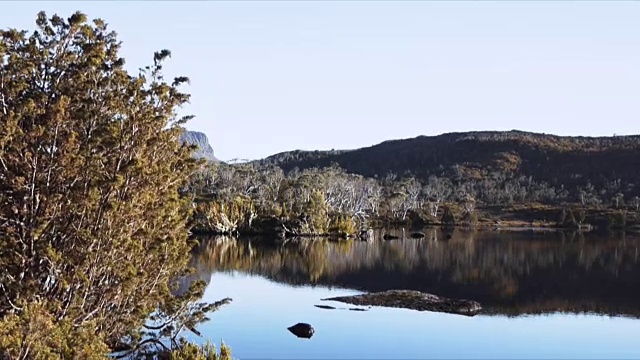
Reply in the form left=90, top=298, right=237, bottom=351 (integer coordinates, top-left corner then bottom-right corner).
left=182, top=228, right=640, bottom=359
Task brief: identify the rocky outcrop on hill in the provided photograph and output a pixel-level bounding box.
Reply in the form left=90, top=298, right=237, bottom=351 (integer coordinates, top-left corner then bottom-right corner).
left=180, top=130, right=220, bottom=162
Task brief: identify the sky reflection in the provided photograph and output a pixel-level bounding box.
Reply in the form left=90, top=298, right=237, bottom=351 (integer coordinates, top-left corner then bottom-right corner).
left=195, top=272, right=640, bottom=360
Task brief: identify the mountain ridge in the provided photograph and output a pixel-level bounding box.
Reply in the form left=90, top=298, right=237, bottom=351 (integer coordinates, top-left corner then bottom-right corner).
left=255, top=130, right=640, bottom=197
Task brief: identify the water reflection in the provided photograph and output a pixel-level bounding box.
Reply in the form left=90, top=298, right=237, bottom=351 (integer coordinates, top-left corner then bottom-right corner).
left=188, top=229, right=640, bottom=318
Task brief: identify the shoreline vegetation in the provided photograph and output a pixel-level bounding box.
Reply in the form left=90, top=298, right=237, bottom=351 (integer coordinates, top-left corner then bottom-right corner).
left=184, top=162, right=640, bottom=240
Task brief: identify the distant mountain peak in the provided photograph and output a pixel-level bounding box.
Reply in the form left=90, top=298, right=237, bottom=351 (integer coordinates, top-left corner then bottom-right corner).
left=179, top=130, right=220, bottom=163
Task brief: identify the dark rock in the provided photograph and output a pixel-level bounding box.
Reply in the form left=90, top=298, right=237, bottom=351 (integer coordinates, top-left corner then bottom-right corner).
left=410, top=232, right=425, bottom=239
left=287, top=322, right=315, bottom=339
left=314, top=304, right=336, bottom=310
left=348, top=307, right=368, bottom=311
left=250, top=216, right=283, bottom=237
left=359, top=229, right=374, bottom=241
left=445, top=233, right=452, bottom=240
left=383, top=233, right=399, bottom=240
left=323, top=290, right=481, bottom=316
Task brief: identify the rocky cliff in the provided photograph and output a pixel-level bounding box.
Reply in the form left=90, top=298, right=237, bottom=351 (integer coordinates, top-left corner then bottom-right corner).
left=180, top=130, right=220, bottom=163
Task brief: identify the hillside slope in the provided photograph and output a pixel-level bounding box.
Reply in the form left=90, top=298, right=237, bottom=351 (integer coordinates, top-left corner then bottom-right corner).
left=257, top=130, right=640, bottom=196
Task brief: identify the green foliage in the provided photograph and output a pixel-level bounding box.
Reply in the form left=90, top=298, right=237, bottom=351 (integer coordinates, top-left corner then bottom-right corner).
left=0, top=302, right=108, bottom=359
left=329, top=213, right=358, bottom=236
left=164, top=340, right=232, bottom=360
left=303, top=190, right=330, bottom=234
left=0, top=11, right=227, bottom=358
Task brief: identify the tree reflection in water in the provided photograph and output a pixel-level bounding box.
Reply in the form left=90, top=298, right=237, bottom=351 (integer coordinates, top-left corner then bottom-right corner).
left=185, top=229, right=640, bottom=318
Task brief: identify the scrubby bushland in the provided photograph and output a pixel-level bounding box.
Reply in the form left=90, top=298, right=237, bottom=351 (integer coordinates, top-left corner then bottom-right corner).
left=184, top=159, right=640, bottom=235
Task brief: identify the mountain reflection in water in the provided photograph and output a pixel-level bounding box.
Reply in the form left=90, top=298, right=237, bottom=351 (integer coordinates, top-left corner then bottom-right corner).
left=185, top=228, right=640, bottom=318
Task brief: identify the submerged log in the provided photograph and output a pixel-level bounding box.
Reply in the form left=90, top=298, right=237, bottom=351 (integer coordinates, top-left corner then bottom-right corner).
left=314, top=304, right=369, bottom=311
left=323, top=290, right=481, bottom=316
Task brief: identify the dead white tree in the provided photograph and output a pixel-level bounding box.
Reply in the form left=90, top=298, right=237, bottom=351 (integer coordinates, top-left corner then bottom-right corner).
left=424, top=176, right=452, bottom=217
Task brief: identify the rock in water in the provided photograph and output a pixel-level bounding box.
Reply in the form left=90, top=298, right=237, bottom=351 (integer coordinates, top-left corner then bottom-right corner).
left=359, top=229, right=374, bottom=241
left=410, top=232, right=425, bottom=239
left=323, top=290, right=482, bottom=316
left=288, top=323, right=315, bottom=339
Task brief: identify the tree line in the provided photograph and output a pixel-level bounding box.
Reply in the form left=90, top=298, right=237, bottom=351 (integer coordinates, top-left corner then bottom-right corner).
left=184, top=161, right=640, bottom=236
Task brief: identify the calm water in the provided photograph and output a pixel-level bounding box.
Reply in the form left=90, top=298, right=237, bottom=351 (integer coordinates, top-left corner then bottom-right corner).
left=183, top=229, right=640, bottom=359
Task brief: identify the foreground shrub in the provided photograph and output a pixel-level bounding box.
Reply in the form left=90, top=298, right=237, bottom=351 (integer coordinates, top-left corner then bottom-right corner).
left=0, top=302, right=108, bottom=359
left=0, top=11, right=227, bottom=357
left=162, top=340, right=232, bottom=360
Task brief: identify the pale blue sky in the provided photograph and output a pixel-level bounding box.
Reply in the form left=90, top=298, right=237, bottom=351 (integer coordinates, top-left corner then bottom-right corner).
left=3, top=1, right=640, bottom=161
